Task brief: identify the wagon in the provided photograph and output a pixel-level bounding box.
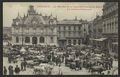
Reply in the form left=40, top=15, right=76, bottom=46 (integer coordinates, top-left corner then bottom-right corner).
left=33, top=63, right=53, bottom=75
left=69, top=62, right=76, bottom=70
left=90, top=66, right=105, bottom=74
left=27, top=60, right=39, bottom=68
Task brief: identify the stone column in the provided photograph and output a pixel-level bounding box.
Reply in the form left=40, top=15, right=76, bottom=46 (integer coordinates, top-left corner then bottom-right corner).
left=66, top=39, right=68, bottom=45
left=30, top=37, right=32, bottom=45
left=71, top=39, right=73, bottom=45
left=45, top=36, right=48, bottom=45
left=81, top=39, right=82, bottom=45
left=76, top=39, right=78, bottom=45
left=37, top=37, right=39, bottom=45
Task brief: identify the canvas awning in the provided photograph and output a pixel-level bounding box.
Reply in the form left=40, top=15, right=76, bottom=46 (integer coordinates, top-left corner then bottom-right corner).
left=58, top=37, right=66, bottom=40
left=94, top=38, right=107, bottom=41
left=89, top=38, right=94, bottom=40
left=20, top=47, right=26, bottom=54
left=112, top=42, right=118, bottom=45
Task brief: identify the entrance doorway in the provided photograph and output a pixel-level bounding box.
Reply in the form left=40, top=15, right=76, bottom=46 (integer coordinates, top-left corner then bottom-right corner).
left=59, top=40, right=66, bottom=47
left=32, top=37, right=37, bottom=44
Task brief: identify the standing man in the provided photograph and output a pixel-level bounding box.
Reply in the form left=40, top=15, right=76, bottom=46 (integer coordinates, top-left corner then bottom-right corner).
left=23, top=60, right=27, bottom=71
left=14, top=65, right=20, bottom=75
left=110, top=57, right=113, bottom=68
left=8, top=65, right=13, bottom=75
left=8, top=54, right=11, bottom=63
left=58, top=65, right=62, bottom=75
left=3, top=66, right=7, bottom=75
left=11, top=66, right=14, bottom=75
left=21, top=61, right=24, bottom=71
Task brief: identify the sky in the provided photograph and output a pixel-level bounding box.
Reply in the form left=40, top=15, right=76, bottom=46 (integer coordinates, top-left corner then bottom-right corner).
left=3, top=2, right=104, bottom=27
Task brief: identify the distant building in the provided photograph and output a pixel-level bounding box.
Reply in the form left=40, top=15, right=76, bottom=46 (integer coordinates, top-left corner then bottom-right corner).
left=102, top=2, right=118, bottom=56
left=3, top=27, right=12, bottom=41
left=12, top=5, right=58, bottom=46
left=57, top=18, right=89, bottom=47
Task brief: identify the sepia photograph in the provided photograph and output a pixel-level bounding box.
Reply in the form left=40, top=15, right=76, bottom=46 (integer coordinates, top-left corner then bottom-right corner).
left=3, top=2, right=118, bottom=75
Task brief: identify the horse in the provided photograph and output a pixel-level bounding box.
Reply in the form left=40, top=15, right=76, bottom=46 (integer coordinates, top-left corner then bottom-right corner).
left=90, top=66, right=104, bottom=75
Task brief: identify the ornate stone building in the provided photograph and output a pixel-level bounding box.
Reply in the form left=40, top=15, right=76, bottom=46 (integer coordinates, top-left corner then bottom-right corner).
left=57, top=18, right=89, bottom=47
left=11, top=5, right=90, bottom=47
left=102, top=2, right=118, bottom=56
left=12, top=5, right=58, bottom=46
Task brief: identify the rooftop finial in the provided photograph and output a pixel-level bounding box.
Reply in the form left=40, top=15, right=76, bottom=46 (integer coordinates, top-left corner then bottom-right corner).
left=24, top=13, right=25, bottom=17
left=16, top=12, right=21, bottom=19
left=28, top=5, right=36, bottom=15
left=50, top=13, right=52, bottom=16
left=18, top=12, right=20, bottom=16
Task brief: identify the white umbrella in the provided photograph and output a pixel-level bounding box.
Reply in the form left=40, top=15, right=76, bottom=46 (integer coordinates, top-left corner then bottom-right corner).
left=20, top=47, right=26, bottom=54
left=95, top=54, right=102, bottom=57
left=95, top=57, right=101, bottom=60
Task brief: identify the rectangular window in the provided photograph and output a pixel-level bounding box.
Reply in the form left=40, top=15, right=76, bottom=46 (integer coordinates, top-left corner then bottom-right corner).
left=16, top=37, right=19, bottom=43
left=73, top=40, right=76, bottom=45
left=74, top=26, right=76, bottom=30
left=64, top=32, right=65, bottom=37
left=64, top=26, right=66, bottom=30
left=69, top=32, right=71, bottom=36
left=68, top=40, right=71, bottom=45
left=79, top=26, right=81, bottom=30
left=59, top=26, right=61, bottom=30
left=25, top=37, right=30, bottom=43
left=69, top=26, right=71, bottom=30
left=78, top=40, right=81, bottom=45
left=51, top=37, right=54, bottom=43
left=59, top=32, right=61, bottom=36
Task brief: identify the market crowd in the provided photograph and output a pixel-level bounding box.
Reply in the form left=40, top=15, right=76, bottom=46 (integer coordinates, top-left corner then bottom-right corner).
left=3, top=44, right=115, bottom=75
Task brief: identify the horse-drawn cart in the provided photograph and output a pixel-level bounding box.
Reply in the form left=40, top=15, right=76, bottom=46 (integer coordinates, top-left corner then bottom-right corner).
left=33, top=63, right=53, bottom=75
left=27, top=60, right=39, bottom=68
left=90, top=66, right=105, bottom=75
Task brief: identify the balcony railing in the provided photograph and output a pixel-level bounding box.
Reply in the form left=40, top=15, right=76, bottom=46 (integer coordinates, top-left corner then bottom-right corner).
left=12, top=32, right=57, bottom=36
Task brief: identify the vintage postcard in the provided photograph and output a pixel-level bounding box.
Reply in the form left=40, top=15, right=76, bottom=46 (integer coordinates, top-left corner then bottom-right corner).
left=3, top=2, right=118, bottom=75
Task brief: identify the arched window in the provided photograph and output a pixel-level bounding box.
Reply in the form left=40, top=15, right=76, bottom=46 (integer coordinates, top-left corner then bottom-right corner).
left=16, top=37, right=19, bottom=43
left=78, top=40, right=81, bottom=45
left=73, top=40, right=76, bottom=45
left=25, top=37, right=30, bottom=43
left=68, top=40, right=71, bottom=45
left=32, top=37, right=37, bottom=44
left=40, top=37, right=44, bottom=43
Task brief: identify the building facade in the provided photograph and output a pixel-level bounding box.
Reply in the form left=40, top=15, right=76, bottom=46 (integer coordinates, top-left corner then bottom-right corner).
left=91, top=15, right=105, bottom=48
left=102, top=2, right=118, bottom=56
left=3, top=27, right=12, bottom=46
left=11, top=5, right=90, bottom=47
left=3, top=27, right=12, bottom=41
left=12, top=5, right=58, bottom=46
left=57, top=18, right=89, bottom=47
left=93, top=15, right=103, bottom=39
